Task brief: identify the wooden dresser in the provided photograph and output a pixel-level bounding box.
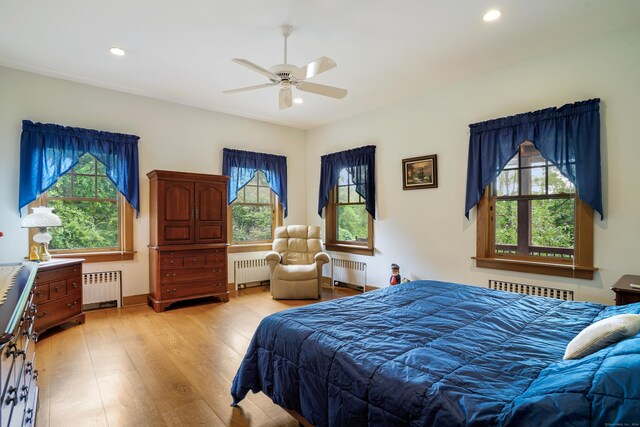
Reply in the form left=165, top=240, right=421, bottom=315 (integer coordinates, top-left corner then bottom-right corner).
left=0, top=262, right=38, bottom=427
left=611, top=274, right=640, bottom=305
left=147, top=170, right=229, bottom=312
left=32, top=259, right=85, bottom=335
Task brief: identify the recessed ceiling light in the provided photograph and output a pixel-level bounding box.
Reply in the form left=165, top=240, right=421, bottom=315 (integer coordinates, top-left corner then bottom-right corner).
left=109, top=47, right=126, bottom=56
left=483, top=9, right=502, bottom=22
left=293, top=98, right=304, bottom=104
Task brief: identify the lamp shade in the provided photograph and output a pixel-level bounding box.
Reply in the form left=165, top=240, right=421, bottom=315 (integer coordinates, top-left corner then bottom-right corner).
left=21, top=206, right=62, bottom=228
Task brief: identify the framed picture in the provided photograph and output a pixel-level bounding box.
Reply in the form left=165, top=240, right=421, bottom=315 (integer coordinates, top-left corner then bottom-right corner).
left=402, top=154, right=438, bottom=190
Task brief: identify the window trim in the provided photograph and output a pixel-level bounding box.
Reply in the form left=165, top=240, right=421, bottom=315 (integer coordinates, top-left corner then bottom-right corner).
left=325, top=187, right=374, bottom=256
left=474, top=189, right=595, bottom=279
left=29, top=194, right=135, bottom=263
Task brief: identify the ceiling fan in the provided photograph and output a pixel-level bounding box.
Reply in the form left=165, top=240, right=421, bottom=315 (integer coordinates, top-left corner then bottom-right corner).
left=223, top=25, right=348, bottom=110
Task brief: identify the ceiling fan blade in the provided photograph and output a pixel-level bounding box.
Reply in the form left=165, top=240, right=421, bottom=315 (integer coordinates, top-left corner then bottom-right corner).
left=223, top=83, right=275, bottom=94
left=232, top=58, right=279, bottom=81
left=279, top=87, right=292, bottom=110
left=296, top=82, right=347, bottom=99
left=292, top=56, right=337, bottom=80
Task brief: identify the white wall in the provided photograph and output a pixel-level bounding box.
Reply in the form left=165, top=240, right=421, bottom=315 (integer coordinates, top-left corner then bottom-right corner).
left=0, top=66, right=306, bottom=296
left=306, top=25, right=640, bottom=304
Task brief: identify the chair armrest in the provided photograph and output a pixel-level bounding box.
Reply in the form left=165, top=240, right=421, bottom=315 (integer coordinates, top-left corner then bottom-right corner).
left=266, top=251, right=281, bottom=268
left=314, top=252, right=330, bottom=265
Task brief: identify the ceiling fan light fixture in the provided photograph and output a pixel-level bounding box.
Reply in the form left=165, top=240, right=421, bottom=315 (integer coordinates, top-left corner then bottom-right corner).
left=109, top=47, right=126, bottom=56
left=483, top=9, right=502, bottom=22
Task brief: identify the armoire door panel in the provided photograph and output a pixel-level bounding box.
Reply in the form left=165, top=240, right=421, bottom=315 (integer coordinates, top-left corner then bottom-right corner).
left=164, top=182, right=193, bottom=221
left=198, top=225, right=223, bottom=240
left=196, top=184, right=223, bottom=222
left=163, top=225, right=193, bottom=241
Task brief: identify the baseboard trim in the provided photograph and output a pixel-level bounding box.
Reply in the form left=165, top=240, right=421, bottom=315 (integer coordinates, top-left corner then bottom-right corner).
left=228, top=282, right=236, bottom=292
left=122, top=294, right=148, bottom=307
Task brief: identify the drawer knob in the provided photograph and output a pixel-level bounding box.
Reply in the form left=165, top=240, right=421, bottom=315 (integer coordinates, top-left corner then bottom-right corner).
left=170, top=260, right=174, bottom=264
left=67, top=301, right=78, bottom=309
left=71, top=282, right=78, bottom=288
left=167, top=288, right=177, bottom=294
left=173, top=273, right=176, bottom=277
left=20, top=385, right=29, bottom=401
left=193, top=258, right=198, bottom=262
left=36, top=311, right=47, bottom=319
left=55, top=286, right=61, bottom=292
left=36, top=291, right=42, bottom=297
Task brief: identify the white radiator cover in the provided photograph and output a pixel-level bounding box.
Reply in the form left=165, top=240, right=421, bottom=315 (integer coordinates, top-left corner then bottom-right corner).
left=234, top=259, right=270, bottom=290
left=332, top=259, right=367, bottom=291
left=83, top=271, right=122, bottom=308
left=489, top=279, right=574, bottom=301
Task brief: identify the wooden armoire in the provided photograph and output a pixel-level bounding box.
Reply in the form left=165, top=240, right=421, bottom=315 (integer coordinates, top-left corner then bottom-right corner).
left=147, top=170, right=229, bottom=312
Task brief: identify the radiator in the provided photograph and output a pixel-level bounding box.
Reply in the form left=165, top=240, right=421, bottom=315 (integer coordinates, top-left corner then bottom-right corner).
left=83, top=271, right=122, bottom=309
left=332, top=259, right=367, bottom=292
left=488, top=279, right=574, bottom=301
left=234, top=259, right=270, bottom=290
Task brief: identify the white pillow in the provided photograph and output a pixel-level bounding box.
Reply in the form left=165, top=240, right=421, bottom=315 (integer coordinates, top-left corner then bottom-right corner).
left=563, top=314, right=640, bottom=360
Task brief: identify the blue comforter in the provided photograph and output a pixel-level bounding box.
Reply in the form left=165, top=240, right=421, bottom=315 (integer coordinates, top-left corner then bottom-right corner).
left=231, top=280, right=640, bottom=426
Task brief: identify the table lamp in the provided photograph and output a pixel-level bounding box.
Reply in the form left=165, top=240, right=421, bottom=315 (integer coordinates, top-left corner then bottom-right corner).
left=21, top=206, right=62, bottom=261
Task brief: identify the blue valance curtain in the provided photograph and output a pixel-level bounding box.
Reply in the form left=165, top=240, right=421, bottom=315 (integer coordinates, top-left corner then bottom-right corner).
left=19, top=120, right=141, bottom=215
left=222, top=148, right=288, bottom=217
left=318, top=145, right=376, bottom=218
left=465, top=99, right=602, bottom=219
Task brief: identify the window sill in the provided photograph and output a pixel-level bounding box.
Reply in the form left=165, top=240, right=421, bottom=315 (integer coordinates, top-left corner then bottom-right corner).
left=52, top=251, right=136, bottom=263
left=325, top=243, right=374, bottom=256
left=472, top=257, right=596, bottom=279
left=228, top=243, right=273, bottom=253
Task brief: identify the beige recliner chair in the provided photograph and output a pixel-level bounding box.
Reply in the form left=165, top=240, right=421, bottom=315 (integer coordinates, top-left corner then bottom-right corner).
left=266, top=225, right=330, bottom=299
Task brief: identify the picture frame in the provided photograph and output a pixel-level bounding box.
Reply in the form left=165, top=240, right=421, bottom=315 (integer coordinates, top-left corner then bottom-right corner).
left=402, top=154, right=438, bottom=190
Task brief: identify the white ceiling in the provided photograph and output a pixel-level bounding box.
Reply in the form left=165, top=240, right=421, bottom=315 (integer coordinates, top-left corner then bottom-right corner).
left=1, top=1, right=639, bottom=130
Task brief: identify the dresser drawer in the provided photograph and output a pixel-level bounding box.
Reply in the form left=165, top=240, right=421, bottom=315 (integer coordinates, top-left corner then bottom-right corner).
left=34, top=294, right=82, bottom=330
left=160, top=257, right=184, bottom=269
left=160, top=267, right=224, bottom=285
left=161, top=280, right=226, bottom=299
left=32, top=284, right=49, bottom=304
left=66, top=277, right=82, bottom=295
left=48, top=280, right=67, bottom=299
left=206, top=252, right=226, bottom=265
left=35, top=264, right=81, bottom=283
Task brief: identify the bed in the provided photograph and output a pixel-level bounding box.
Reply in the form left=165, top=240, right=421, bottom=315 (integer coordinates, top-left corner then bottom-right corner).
left=230, top=280, right=640, bottom=426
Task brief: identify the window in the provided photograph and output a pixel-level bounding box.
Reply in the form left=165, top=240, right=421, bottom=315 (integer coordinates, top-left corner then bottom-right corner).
left=475, top=142, right=594, bottom=278
left=325, top=169, right=374, bottom=255
left=31, top=154, right=134, bottom=262
left=228, top=171, right=282, bottom=251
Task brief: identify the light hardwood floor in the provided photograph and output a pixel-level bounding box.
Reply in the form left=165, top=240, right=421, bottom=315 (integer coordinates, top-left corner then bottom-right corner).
left=35, top=285, right=359, bottom=427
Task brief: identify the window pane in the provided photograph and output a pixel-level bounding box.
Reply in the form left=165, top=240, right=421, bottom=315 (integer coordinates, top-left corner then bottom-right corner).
left=348, top=185, right=361, bottom=203
left=494, top=200, right=517, bottom=254
left=244, top=185, right=258, bottom=203
left=48, top=199, right=119, bottom=250
left=232, top=205, right=272, bottom=242
left=257, top=171, right=268, bottom=186
left=96, top=160, right=107, bottom=175
left=49, top=174, right=71, bottom=197
left=97, top=177, right=118, bottom=199
left=336, top=204, right=368, bottom=242
left=75, top=154, right=96, bottom=175
left=530, top=199, right=575, bottom=250
left=338, top=169, right=349, bottom=185
left=504, top=154, right=519, bottom=170
left=73, top=175, right=96, bottom=198
left=495, top=170, right=518, bottom=196
left=338, top=186, right=348, bottom=203
left=520, top=142, right=545, bottom=167
left=548, top=167, right=575, bottom=195
left=257, top=187, right=271, bottom=204
left=521, top=167, right=546, bottom=196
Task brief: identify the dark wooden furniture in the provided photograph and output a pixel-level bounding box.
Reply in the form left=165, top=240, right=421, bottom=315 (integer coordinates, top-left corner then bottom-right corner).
left=32, top=259, right=85, bottom=336
left=147, top=170, right=229, bottom=312
left=0, top=262, right=38, bottom=426
left=610, top=274, right=640, bottom=305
